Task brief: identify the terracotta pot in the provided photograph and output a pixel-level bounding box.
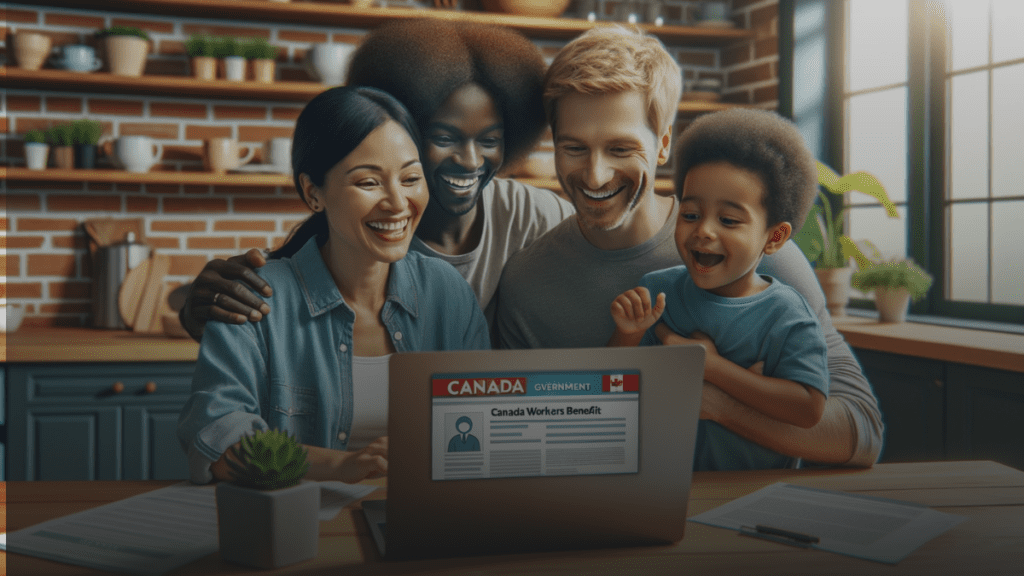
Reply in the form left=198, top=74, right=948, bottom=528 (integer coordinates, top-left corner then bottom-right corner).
left=52, top=145, right=75, bottom=170
left=14, top=31, right=53, bottom=71
left=24, top=142, right=49, bottom=170
left=815, top=267, right=853, bottom=318
left=191, top=56, right=217, bottom=80
left=251, top=59, right=276, bottom=83
left=480, top=0, right=571, bottom=17
left=105, top=36, right=149, bottom=76
left=874, top=287, right=911, bottom=323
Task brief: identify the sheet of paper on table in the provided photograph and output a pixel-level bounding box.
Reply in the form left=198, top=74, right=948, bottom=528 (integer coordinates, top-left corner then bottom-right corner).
left=0, top=481, right=378, bottom=576
left=688, top=482, right=966, bottom=564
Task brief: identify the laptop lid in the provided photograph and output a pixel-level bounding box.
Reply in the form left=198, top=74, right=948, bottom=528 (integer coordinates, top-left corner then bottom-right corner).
left=381, top=344, right=705, bottom=560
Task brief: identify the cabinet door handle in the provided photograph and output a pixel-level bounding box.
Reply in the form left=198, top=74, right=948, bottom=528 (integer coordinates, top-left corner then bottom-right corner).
left=111, top=382, right=125, bottom=394
left=935, top=379, right=944, bottom=388
left=144, top=381, right=158, bottom=394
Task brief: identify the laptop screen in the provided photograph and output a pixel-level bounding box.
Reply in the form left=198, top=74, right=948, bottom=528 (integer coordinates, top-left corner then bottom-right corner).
left=429, top=370, right=640, bottom=480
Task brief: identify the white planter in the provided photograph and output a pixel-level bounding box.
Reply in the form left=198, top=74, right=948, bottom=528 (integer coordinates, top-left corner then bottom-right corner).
left=304, top=43, right=356, bottom=86
left=815, top=267, right=854, bottom=318
left=216, top=479, right=320, bottom=569
left=24, top=142, right=49, bottom=170
left=874, top=287, right=912, bottom=323
left=223, top=56, right=247, bottom=81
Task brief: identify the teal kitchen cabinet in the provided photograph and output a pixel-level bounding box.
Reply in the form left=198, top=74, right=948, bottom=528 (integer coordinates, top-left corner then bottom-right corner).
left=945, top=364, right=1024, bottom=470
left=6, top=362, right=194, bottom=481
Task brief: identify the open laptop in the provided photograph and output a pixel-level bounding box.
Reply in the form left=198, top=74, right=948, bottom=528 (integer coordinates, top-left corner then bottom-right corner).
left=362, top=344, right=705, bottom=560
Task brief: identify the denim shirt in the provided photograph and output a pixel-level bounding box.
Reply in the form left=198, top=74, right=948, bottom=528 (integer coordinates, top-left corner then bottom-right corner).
left=177, top=237, right=490, bottom=483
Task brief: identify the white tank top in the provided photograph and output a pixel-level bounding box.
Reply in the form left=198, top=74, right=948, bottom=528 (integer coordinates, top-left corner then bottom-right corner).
left=347, top=355, right=390, bottom=450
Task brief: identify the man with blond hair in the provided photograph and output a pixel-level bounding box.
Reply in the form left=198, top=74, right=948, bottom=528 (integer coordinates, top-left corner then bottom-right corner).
left=495, top=26, right=883, bottom=468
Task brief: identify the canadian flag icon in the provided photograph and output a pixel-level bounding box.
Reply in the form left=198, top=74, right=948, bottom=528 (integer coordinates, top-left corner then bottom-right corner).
left=602, top=373, right=639, bottom=392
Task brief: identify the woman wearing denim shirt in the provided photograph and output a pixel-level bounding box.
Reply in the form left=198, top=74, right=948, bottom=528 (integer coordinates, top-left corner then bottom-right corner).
left=177, top=87, right=490, bottom=485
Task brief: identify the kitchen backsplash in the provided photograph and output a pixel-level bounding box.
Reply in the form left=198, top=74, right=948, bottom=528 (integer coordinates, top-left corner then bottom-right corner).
left=1, top=0, right=779, bottom=327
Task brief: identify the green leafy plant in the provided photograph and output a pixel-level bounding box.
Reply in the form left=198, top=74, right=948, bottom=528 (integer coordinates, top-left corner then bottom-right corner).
left=185, top=34, right=216, bottom=57
left=213, top=36, right=246, bottom=58
left=48, top=123, right=75, bottom=146
left=24, top=129, right=47, bottom=144
left=227, top=429, right=310, bottom=490
left=852, top=258, right=934, bottom=302
left=71, top=120, right=104, bottom=145
left=243, top=37, right=278, bottom=60
left=793, top=161, right=900, bottom=269
left=95, top=26, right=150, bottom=41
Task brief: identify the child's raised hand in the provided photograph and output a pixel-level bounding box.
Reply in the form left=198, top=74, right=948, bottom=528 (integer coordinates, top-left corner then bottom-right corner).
left=611, top=287, right=666, bottom=336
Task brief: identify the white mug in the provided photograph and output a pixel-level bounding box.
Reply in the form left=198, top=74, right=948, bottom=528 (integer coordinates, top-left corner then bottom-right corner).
left=205, top=137, right=256, bottom=173
left=110, top=136, right=164, bottom=173
left=264, top=137, right=292, bottom=173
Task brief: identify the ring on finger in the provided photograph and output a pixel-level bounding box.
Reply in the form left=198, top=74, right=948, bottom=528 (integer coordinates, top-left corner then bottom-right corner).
left=213, top=292, right=222, bottom=306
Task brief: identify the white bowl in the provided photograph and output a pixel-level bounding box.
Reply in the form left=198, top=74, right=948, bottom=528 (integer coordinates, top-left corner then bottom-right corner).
left=2, top=304, right=26, bottom=333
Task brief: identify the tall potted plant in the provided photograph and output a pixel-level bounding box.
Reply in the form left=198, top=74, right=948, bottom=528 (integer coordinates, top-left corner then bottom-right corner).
left=244, top=38, right=278, bottom=83
left=23, top=129, right=50, bottom=170
left=48, top=122, right=75, bottom=169
left=793, top=161, right=899, bottom=317
left=185, top=34, right=217, bottom=80
left=852, top=258, right=933, bottom=323
left=72, top=119, right=104, bottom=169
left=216, top=429, right=319, bottom=569
left=96, top=26, right=151, bottom=76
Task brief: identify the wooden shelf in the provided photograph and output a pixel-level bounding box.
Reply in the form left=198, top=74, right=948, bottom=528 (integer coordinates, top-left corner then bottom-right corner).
left=6, top=68, right=758, bottom=112
left=2, top=167, right=292, bottom=187
left=2, top=67, right=325, bottom=102
left=2, top=168, right=675, bottom=193
left=40, top=0, right=754, bottom=45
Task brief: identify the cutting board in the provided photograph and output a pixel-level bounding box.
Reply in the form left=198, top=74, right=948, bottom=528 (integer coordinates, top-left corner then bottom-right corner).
left=118, top=254, right=171, bottom=333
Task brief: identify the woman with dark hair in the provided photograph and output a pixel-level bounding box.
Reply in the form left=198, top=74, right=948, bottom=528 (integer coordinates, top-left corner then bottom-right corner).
left=179, top=19, right=574, bottom=339
left=177, top=86, right=490, bottom=485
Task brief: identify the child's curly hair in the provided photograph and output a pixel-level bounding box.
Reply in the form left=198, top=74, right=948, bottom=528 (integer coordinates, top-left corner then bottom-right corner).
left=347, top=18, right=548, bottom=168
left=674, top=109, right=818, bottom=231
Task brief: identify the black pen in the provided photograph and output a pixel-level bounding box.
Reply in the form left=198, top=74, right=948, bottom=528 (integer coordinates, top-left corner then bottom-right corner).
left=739, top=525, right=820, bottom=548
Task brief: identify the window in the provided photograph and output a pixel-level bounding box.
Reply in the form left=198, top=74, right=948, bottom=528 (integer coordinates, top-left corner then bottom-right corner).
left=842, top=0, right=1024, bottom=323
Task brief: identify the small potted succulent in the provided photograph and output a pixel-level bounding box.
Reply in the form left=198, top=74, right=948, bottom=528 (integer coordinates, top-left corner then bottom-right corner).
left=71, top=119, right=104, bottom=169
left=214, top=36, right=247, bottom=81
left=244, top=38, right=278, bottom=83
left=47, top=122, right=76, bottom=169
left=215, top=428, right=319, bottom=569
left=96, top=26, right=150, bottom=76
left=852, top=258, right=933, bottom=323
left=185, top=34, right=217, bottom=80
left=23, top=129, right=49, bottom=170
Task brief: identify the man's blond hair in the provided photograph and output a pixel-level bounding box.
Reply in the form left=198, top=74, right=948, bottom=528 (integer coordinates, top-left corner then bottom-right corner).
left=544, top=26, right=682, bottom=136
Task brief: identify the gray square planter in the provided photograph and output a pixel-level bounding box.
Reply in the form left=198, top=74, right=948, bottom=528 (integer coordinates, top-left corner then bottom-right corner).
left=215, top=479, right=320, bottom=569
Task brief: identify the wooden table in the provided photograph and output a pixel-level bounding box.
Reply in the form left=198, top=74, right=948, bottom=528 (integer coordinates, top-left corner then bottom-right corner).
left=3, top=461, right=1022, bottom=575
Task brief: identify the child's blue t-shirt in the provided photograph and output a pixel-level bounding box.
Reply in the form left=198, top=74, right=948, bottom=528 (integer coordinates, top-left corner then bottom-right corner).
left=638, top=266, right=829, bottom=471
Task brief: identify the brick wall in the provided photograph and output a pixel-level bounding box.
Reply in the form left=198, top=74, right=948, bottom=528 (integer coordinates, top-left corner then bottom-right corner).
left=2, top=1, right=778, bottom=328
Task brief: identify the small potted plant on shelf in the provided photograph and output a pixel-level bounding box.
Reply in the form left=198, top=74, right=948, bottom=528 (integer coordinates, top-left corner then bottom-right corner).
left=214, top=36, right=247, bottom=81
left=852, top=258, right=933, bottom=323
left=792, top=161, right=899, bottom=317
left=216, top=428, right=319, bottom=569
left=23, top=129, right=50, bottom=170
left=185, top=34, right=217, bottom=80
left=95, top=26, right=150, bottom=77
left=71, top=119, right=104, bottom=169
left=244, top=38, right=278, bottom=83
left=47, top=122, right=76, bottom=169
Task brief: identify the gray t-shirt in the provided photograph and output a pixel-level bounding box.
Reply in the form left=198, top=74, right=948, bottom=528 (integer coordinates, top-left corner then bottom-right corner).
left=495, top=208, right=883, bottom=467
left=410, top=177, right=575, bottom=330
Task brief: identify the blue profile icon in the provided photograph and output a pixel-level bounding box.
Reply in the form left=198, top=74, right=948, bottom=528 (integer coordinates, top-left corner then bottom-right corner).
left=448, top=415, right=481, bottom=452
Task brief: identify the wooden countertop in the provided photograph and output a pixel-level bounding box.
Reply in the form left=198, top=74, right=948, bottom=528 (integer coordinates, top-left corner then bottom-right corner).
left=833, top=316, right=1024, bottom=373
left=1, top=327, right=199, bottom=363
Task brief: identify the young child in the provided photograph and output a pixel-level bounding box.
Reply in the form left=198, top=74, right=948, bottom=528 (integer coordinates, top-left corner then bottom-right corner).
left=608, top=109, right=827, bottom=471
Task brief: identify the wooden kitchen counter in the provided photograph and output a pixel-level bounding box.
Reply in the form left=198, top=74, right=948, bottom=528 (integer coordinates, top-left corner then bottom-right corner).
left=1, top=326, right=199, bottom=363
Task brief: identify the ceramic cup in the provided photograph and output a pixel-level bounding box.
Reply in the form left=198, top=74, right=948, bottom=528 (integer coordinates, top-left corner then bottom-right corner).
left=264, top=137, right=292, bottom=173
left=50, top=44, right=102, bottom=72
left=108, top=135, right=164, bottom=173
left=14, top=31, right=53, bottom=71
left=205, top=138, right=256, bottom=173
left=304, top=43, right=356, bottom=86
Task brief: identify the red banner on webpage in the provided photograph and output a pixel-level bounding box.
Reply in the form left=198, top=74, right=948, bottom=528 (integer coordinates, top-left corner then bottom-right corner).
left=432, top=377, right=528, bottom=397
